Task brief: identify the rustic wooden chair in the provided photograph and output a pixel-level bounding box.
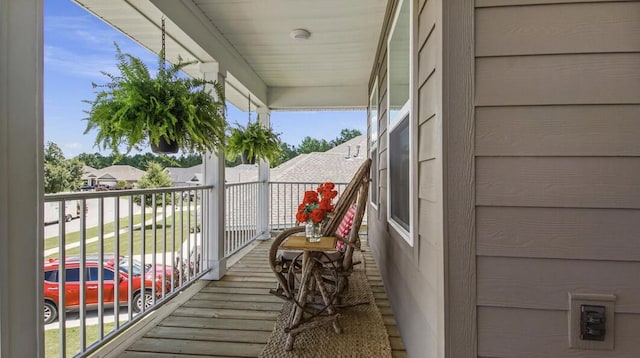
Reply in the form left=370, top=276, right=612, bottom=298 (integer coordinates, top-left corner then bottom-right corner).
left=268, top=158, right=371, bottom=303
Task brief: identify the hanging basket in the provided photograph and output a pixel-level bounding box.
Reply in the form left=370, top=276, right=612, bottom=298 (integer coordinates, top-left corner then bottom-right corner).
left=151, top=137, right=179, bottom=154
left=241, top=151, right=256, bottom=165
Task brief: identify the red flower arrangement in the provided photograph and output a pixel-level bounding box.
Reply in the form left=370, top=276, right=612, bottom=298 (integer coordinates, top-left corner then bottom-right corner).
left=296, top=182, right=338, bottom=225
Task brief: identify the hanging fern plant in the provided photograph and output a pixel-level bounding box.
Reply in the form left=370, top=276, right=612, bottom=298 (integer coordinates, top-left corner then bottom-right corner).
left=83, top=43, right=227, bottom=157
left=226, top=120, right=282, bottom=164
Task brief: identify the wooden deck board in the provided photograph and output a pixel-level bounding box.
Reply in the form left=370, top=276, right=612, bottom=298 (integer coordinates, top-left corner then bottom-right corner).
left=190, top=292, right=282, bottom=303
left=128, top=337, right=264, bottom=357
left=146, top=326, right=271, bottom=343
left=117, top=239, right=406, bottom=357
left=182, top=299, right=282, bottom=312
left=159, top=316, right=274, bottom=331
left=119, top=352, right=235, bottom=358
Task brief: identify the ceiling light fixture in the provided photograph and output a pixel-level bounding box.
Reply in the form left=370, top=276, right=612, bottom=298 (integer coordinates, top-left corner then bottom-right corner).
left=289, top=29, right=311, bottom=41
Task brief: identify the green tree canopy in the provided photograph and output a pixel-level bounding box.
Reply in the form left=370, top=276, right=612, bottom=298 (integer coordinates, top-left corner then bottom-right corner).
left=44, top=142, right=83, bottom=194
left=330, top=128, right=362, bottom=147
left=272, top=142, right=298, bottom=167
left=75, top=152, right=202, bottom=170
left=134, top=161, right=173, bottom=207
left=297, top=137, right=332, bottom=154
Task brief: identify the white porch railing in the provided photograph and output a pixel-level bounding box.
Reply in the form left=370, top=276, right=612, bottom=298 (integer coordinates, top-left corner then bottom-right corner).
left=44, top=186, right=210, bottom=358
left=224, top=181, right=262, bottom=257
left=43, top=181, right=352, bottom=357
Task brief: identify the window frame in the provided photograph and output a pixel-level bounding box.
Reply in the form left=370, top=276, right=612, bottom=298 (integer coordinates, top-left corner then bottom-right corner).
left=386, top=0, right=414, bottom=246
left=369, top=77, right=379, bottom=209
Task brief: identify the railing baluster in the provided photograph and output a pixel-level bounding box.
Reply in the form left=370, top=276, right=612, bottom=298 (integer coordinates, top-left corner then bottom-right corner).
left=98, top=197, right=104, bottom=339
left=141, top=194, right=147, bottom=313
left=152, top=193, right=158, bottom=308
left=194, top=189, right=198, bottom=273
left=187, top=190, right=191, bottom=282
left=162, top=192, right=167, bottom=296
left=171, top=193, right=176, bottom=291
left=127, top=197, right=134, bottom=322
left=79, top=198, right=87, bottom=353
left=57, top=200, right=66, bottom=358
left=179, top=193, right=184, bottom=286
left=114, top=196, right=120, bottom=330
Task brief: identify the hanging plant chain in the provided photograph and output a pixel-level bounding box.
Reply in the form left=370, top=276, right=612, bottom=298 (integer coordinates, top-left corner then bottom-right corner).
left=161, top=16, right=166, bottom=70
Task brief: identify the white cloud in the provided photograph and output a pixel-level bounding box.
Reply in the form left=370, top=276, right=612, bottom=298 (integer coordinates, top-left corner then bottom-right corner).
left=64, top=142, right=83, bottom=150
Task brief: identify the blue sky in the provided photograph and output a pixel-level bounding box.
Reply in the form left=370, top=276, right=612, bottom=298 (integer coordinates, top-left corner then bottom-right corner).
left=44, top=0, right=366, bottom=158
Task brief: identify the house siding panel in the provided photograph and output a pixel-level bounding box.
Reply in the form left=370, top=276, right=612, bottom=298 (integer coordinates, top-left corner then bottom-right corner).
left=478, top=257, right=640, bottom=313
left=476, top=0, right=634, bottom=8
left=477, top=157, right=640, bottom=209
left=476, top=2, right=640, bottom=357
left=476, top=54, right=640, bottom=106
left=368, top=0, right=444, bottom=357
left=478, top=307, right=640, bottom=358
left=476, top=105, right=640, bottom=156
left=476, top=2, right=640, bottom=57
left=477, top=206, right=640, bottom=261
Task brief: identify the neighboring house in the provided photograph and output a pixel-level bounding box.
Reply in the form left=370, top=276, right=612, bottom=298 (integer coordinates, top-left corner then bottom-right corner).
left=165, top=164, right=203, bottom=187
left=81, top=165, right=97, bottom=186
left=271, top=135, right=366, bottom=183
left=93, top=165, right=145, bottom=187
left=167, top=140, right=366, bottom=231
left=268, top=135, right=367, bottom=229
left=165, top=163, right=260, bottom=186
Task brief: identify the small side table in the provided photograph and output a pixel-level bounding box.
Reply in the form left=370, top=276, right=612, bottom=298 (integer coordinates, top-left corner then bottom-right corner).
left=280, top=236, right=342, bottom=351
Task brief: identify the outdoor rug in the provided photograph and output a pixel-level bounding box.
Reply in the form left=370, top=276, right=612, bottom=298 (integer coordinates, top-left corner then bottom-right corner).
left=259, top=250, right=392, bottom=357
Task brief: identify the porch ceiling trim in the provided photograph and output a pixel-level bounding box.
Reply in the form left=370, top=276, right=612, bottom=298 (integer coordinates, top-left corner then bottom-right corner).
left=268, top=85, right=367, bottom=110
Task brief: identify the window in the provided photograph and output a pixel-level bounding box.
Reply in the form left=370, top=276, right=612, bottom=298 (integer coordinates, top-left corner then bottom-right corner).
left=65, top=268, right=80, bottom=282
left=389, top=115, right=410, bottom=231
left=387, top=0, right=413, bottom=244
left=103, top=268, right=115, bottom=281
left=87, top=267, right=99, bottom=281
left=371, top=148, right=378, bottom=207
left=369, top=78, right=378, bottom=207
left=44, top=270, right=58, bottom=282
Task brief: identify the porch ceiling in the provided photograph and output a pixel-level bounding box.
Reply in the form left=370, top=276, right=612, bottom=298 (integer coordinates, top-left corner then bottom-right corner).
left=73, top=0, right=387, bottom=111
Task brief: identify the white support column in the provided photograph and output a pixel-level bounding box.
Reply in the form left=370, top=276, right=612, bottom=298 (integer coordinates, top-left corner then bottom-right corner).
left=0, top=0, right=44, bottom=356
left=200, top=62, right=227, bottom=280
left=256, top=108, right=271, bottom=241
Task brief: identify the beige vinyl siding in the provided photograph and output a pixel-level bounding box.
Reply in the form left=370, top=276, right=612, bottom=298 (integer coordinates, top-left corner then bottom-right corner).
left=476, top=106, right=640, bottom=156
left=368, top=0, right=444, bottom=357
left=478, top=308, right=640, bottom=358
left=475, top=1, right=640, bottom=357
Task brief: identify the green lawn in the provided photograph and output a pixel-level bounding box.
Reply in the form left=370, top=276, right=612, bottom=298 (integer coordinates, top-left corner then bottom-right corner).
left=44, top=215, right=144, bottom=251
left=46, top=208, right=201, bottom=259
left=45, top=322, right=117, bottom=358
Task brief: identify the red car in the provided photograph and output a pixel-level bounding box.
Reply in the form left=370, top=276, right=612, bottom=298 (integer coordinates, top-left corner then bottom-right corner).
left=43, top=255, right=178, bottom=324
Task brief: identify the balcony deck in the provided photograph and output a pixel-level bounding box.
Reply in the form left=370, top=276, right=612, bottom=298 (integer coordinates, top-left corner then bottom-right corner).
left=110, top=238, right=407, bottom=357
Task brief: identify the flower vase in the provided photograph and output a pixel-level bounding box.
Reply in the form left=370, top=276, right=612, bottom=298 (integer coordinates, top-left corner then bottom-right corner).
left=305, top=222, right=322, bottom=242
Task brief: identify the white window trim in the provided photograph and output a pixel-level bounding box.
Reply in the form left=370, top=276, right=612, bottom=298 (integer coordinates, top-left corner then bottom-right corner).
left=386, top=0, right=414, bottom=246
left=369, top=76, right=379, bottom=209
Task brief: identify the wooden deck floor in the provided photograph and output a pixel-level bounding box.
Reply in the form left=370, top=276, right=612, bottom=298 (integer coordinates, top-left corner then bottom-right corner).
left=116, top=239, right=407, bottom=357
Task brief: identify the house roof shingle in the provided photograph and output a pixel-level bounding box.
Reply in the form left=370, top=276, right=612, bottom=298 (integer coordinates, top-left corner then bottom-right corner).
left=94, top=165, right=145, bottom=182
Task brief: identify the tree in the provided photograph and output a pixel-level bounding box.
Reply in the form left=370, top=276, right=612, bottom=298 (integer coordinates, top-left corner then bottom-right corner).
left=331, top=128, right=362, bottom=147
left=44, top=142, right=83, bottom=193
left=297, top=136, right=332, bottom=154
left=272, top=142, right=297, bottom=167
left=133, top=161, right=173, bottom=207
